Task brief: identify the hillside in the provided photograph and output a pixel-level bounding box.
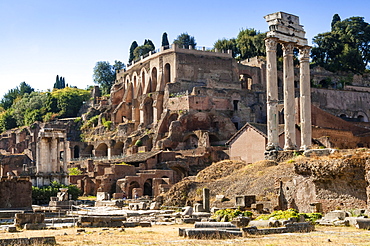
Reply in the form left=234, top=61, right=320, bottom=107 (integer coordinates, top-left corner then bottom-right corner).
left=161, top=149, right=370, bottom=213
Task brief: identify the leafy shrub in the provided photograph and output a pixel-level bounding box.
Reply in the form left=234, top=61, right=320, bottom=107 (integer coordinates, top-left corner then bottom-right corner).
left=102, top=117, right=112, bottom=130
left=212, top=209, right=253, bottom=222
left=68, top=167, right=83, bottom=175
left=81, top=115, right=99, bottom=130
left=32, top=181, right=82, bottom=205
left=299, top=213, right=322, bottom=222
left=256, top=208, right=299, bottom=220
left=256, top=209, right=322, bottom=222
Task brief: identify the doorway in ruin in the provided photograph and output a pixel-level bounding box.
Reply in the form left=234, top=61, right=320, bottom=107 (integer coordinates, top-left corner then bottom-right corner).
left=73, top=145, right=80, bottom=158
left=84, top=145, right=94, bottom=158
left=209, top=134, right=220, bottom=146
left=184, top=134, right=199, bottom=149
left=143, top=179, right=153, bottom=197
left=164, top=63, right=171, bottom=83
left=95, top=143, right=108, bottom=157
left=143, top=97, right=154, bottom=126
left=240, top=74, right=253, bottom=90
left=111, top=142, right=124, bottom=156
left=128, top=181, right=140, bottom=199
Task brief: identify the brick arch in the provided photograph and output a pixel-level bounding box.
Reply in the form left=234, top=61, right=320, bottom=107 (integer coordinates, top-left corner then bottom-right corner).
left=95, top=143, right=108, bottom=157
left=143, top=178, right=153, bottom=197
left=128, top=181, right=140, bottom=199
left=111, top=141, right=124, bottom=156
left=356, top=112, right=369, bottom=122
left=125, top=75, right=131, bottom=88
left=183, top=133, right=199, bottom=149
left=150, top=67, right=158, bottom=92
left=143, top=97, right=154, bottom=127
left=131, top=72, right=138, bottom=95
left=139, top=67, right=149, bottom=94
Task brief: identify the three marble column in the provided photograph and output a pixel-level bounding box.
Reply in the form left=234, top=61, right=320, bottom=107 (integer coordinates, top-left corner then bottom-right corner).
left=265, top=38, right=312, bottom=151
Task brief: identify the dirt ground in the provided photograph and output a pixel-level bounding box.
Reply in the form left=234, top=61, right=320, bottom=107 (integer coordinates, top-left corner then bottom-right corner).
left=1, top=225, right=370, bottom=246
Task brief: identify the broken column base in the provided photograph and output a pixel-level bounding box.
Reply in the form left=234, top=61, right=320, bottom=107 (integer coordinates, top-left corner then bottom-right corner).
left=179, top=222, right=314, bottom=239
left=242, top=222, right=314, bottom=236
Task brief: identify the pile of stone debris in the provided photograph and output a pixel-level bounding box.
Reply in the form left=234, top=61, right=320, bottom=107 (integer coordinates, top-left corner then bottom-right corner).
left=317, top=210, right=370, bottom=229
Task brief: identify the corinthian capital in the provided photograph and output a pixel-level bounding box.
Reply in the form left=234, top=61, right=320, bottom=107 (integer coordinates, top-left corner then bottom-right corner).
left=265, top=38, right=277, bottom=52
left=282, top=43, right=294, bottom=56
left=299, top=46, right=311, bottom=61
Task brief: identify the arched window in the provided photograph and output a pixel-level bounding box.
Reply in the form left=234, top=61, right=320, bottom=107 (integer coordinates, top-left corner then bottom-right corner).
left=164, top=63, right=171, bottom=83
left=151, top=67, right=157, bottom=92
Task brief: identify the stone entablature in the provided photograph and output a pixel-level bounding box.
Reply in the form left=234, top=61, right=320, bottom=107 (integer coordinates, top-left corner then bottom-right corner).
left=264, top=12, right=307, bottom=46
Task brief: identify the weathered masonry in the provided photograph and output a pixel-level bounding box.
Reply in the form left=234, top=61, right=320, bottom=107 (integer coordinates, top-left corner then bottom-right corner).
left=264, top=12, right=312, bottom=151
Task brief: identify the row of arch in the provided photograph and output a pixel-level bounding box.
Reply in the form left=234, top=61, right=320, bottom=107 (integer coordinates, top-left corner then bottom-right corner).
left=127, top=176, right=171, bottom=198
left=72, top=142, right=125, bottom=159
left=120, top=63, right=171, bottom=101
left=339, top=113, right=369, bottom=122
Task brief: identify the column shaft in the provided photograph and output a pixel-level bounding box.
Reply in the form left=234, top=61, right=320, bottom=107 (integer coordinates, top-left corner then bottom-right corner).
left=299, top=46, right=312, bottom=150
left=265, top=38, right=279, bottom=150
left=282, top=43, right=296, bottom=150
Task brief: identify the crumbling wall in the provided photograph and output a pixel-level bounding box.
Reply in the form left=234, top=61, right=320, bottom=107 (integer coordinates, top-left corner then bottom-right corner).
left=0, top=177, right=32, bottom=208
left=293, top=156, right=369, bottom=212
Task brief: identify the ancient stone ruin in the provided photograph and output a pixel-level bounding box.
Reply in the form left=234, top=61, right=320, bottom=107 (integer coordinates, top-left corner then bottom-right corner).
left=264, top=12, right=311, bottom=152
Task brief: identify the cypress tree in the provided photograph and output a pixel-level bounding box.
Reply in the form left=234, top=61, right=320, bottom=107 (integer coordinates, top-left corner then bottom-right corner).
left=161, top=32, right=169, bottom=47
left=129, top=41, right=138, bottom=63
left=331, top=14, right=341, bottom=30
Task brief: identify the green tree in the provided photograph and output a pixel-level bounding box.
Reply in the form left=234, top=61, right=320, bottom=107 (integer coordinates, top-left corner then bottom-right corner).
left=133, top=44, right=155, bottom=60
left=11, top=91, right=48, bottom=126
left=214, top=38, right=239, bottom=57
left=54, top=75, right=66, bottom=89
left=93, top=61, right=116, bottom=95
left=161, top=32, right=170, bottom=47
left=129, top=41, right=138, bottom=63
left=0, top=82, right=34, bottom=110
left=236, top=28, right=266, bottom=60
left=311, top=15, right=370, bottom=73
left=32, top=181, right=82, bottom=205
left=0, top=110, right=17, bottom=132
left=113, top=60, right=125, bottom=73
left=173, top=33, right=197, bottom=49
left=24, top=109, right=42, bottom=126
left=331, top=14, right=341, bottom=30
left=144, top=39, right=155, bottom=50
left=47, top=87, right=90, bottom=118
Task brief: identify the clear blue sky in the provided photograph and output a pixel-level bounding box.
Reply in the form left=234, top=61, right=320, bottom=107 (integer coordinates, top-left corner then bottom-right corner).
left=1, top=0, right=369, bottom=98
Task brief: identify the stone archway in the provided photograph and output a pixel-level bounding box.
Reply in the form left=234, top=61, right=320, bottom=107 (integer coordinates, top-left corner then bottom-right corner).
left=111, top=142, right=124, bottom=156
left=240, top=73, right=253, bottom=90
left=143, top=179, right=153, bottom=197
left=83, top=145, right=94, bottom=158
left=143, top=97, right=154, bottom=126
left=184, top=134, right=199, bottom=149
left=95, top=143, right=108, bottom=157
left=128, top=181, right=140, bottom=199
left=164, top=63, right=171, bottom=83
left=151, top=67, right=157, bottom=92
left=125, top=83, right=134, bottom=121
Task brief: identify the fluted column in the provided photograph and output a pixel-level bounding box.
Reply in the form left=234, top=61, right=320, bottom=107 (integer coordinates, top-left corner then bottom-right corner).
left=299, top=46, right=312, bottom=150
left=282, top=42, right=296, bottom=150
left=265, top=38, right=279, bottom=150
